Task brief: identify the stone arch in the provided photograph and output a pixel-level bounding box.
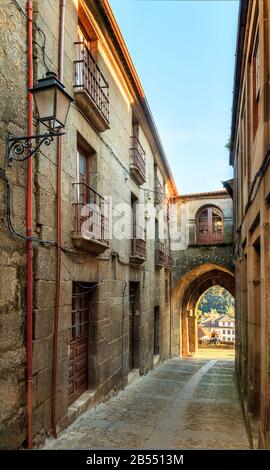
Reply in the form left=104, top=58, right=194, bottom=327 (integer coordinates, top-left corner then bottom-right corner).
left=195, top=203, right=224, bottom=219
left=171, top=263, right=234, bottom=357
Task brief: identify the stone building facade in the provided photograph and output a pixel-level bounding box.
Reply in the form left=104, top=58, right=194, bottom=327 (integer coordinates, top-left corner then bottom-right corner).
left=0, top=0, right=176, bottom=448
left=170, top=191, right=234, bottom=357
left=230, top=0, right=270, bottom=449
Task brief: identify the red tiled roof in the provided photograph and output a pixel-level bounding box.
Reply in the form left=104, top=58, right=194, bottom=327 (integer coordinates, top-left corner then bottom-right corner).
left=198, top=325, right=211, bottom=339
left=171, top=190, right=229, bottom=199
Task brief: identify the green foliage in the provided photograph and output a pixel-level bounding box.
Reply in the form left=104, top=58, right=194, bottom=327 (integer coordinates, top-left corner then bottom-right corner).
left=197, top=286, right=235, bottom=321
left=225, top=137, right=232, bottom=152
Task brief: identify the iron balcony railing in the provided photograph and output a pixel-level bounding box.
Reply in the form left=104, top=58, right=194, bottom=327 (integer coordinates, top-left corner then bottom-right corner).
left=72, top=182, right=109, bottom=245
left=74, top=42, right=109, bottom=124
left=196, top=230, right=224, bottom=245
left=166, top=250, right=173, bottom=269
left=130, top=136, right=146, bottom=183
left=130, top=223, right=147, bottom=260
left=154, top=177, right=164, bottom=205
left=155, top=240, right=165, bottom=266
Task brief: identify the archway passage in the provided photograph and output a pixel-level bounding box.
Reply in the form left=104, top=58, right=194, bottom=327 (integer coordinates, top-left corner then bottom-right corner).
left=171, top=264, right=234, bottom=357
left=197, top=286, right=235, bottom=353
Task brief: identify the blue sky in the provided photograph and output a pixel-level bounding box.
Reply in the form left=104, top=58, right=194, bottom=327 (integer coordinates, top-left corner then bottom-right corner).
left=109, top=0, right=239, bottom=194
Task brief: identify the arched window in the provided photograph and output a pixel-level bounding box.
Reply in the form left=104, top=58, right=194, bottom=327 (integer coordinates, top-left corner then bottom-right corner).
left=196, top=206, right=224, bottom=244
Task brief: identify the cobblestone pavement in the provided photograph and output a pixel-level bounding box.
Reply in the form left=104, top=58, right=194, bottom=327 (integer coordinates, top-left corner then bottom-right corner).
left=45, top=353, right=250, bottom=449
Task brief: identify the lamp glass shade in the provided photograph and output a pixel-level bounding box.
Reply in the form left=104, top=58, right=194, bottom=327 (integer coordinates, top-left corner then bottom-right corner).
left=31, top=72, right=73, bottom=130
left=33, top=88, right=55, bottom=125
left=55, top=87, right=72, bottom=128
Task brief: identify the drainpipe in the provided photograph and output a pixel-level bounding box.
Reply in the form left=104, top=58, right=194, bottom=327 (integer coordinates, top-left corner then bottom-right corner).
left=169, top=270, right=172, bottom=358
left=26, top=0, right=33, bottom=450
left=121, top=280, right=127, bottom=388
left=52, top=0, right=65, bottom=438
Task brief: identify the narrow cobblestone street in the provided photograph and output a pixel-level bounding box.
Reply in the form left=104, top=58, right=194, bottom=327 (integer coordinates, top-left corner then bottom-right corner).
left=46, top=353, right=249, bottom=449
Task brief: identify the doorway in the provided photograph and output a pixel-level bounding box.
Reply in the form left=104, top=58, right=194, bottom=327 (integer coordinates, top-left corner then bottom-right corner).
left=129, top=282, right=139, bottom=372
left=154, top=306, right=160, bottom=356
left=68, top=282, right=92, bottom=406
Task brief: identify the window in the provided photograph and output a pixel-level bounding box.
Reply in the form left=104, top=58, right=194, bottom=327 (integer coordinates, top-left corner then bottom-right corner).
left=76, top=134, right=96, bottom=197
left=130, top=194, right=146, bottom=260
left=255, top=40, right=260, bottom=98
left=72, top=135, right=109, bottom=246
left=228, top=329, right=231, bottom=335
left=252, top=35, right=259, bottom=138
left=223, top=330, right=226, bottom=335
left=232, top=329, right=235, bottom=335
left=78, top=147, right=89, bottom=203
left=196, top=206, right=224, bottom=244
left=75, top=23, right=98, bottom=89
left=165, top=279, right=169, bottom=304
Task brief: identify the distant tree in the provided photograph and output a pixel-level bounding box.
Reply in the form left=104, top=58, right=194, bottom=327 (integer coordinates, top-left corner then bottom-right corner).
left=197, top=309, right=203, bottom=321
left=197, top=286, right=235, bottom=318
left=226, top=305, right=235, bottom=318
left=225, top=137, right=232, bottom=152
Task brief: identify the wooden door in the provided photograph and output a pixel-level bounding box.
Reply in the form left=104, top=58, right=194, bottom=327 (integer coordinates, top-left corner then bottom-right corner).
left=68, top=284, right=90, bottom=406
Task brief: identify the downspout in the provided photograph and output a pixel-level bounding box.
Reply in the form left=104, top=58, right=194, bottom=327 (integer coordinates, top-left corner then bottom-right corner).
left=121, top=280, right=127, bottom=388
left=52, top=0, right=65, bottom=438
left=27, top=0, right=33, bottom=450
left=168, top=203, right=172, bottom=358
left=169, top=270, right=172, bottom=358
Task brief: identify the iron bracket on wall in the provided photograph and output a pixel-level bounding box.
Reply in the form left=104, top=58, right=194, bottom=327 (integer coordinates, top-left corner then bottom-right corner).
left=6, top=130, right=65, bottom=164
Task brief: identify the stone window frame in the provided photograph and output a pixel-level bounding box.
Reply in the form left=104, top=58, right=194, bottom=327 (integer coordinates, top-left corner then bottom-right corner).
left=195, top=205, right=224, bottom=245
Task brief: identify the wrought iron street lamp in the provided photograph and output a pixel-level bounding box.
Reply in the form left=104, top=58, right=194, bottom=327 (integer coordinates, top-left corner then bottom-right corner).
left=7, top=71, right=73, bottom=163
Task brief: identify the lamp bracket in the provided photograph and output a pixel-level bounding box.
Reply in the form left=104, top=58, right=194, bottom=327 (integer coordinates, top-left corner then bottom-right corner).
left=6, top=130, right=65, bottom=164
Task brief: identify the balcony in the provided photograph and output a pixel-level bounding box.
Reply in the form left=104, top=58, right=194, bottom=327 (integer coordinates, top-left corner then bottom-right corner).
left=154, top=178, right=164, bottom=205
left=130, top=136, right=146, bottom=185
left=130, top=224, right=146, bottom=264
left=155, top=240, right=165, bottom=268
left=196, top=231, right=224, bottom=245
left=74, top=42, right=110, bottom=132
left=166, top=250, right=173, bottom=269
left=72, top=182, right=109, bottom=254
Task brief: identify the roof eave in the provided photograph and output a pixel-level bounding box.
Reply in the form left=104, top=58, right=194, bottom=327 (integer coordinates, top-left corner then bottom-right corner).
left=230, top=0, right=249, bottom=166
left=222, top=179, right=234, bottom=198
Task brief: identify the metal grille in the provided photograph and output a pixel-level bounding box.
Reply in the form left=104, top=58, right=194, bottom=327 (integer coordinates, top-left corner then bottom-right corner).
left=154, top=177, right=164, bottom=205
left=166, top=250, right=173, bottom=269
left=71, top=284, right=90, bottom=340
left=155, top=240, right=165, bottom=266
left=130, top=223, right=147, bottom=260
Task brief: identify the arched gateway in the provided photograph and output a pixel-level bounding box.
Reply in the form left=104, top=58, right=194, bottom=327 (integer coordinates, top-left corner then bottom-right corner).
left=169, top=190, right=234, bottom=358
left=171, top=264, right=234, bottom=357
